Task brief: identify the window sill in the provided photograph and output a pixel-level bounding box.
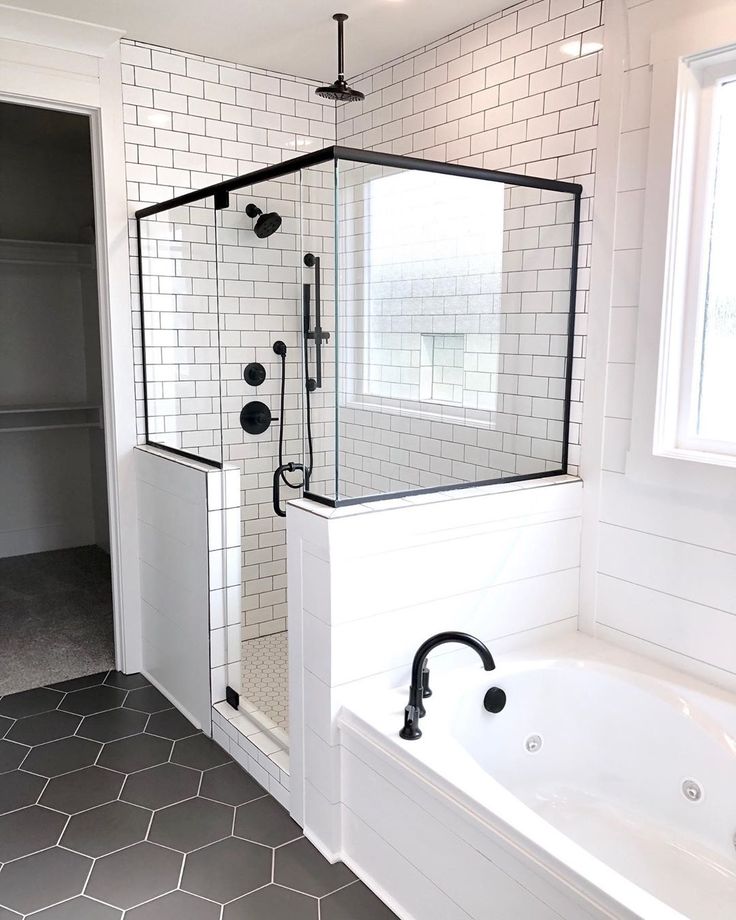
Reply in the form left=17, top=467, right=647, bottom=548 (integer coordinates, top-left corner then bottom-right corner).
left=653, top=444, right=736, bottom=470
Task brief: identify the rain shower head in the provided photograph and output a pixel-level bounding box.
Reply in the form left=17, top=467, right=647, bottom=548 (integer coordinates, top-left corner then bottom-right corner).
left=245, top=202, right=282, bottom=239
left=316, top=14, right=365, bottom=103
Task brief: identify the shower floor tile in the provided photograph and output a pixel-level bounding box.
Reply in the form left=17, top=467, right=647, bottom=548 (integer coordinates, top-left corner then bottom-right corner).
left=0, top=671, right=397, bottom=919
left=241, top=632, right=288, bottom=733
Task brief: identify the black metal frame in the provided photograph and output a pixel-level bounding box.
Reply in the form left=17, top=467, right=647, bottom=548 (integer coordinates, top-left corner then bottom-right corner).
left=136, top=145, right=582, bottom=492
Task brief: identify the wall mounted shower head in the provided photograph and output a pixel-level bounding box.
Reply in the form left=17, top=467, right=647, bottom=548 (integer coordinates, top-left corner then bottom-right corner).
left=245, top=202, right=282, bottom=238
left=316, top=14, right=365, bottom=103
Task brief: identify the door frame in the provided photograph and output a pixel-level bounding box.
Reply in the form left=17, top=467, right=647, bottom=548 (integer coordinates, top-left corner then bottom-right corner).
left=0, top=5, right=142, bottom=672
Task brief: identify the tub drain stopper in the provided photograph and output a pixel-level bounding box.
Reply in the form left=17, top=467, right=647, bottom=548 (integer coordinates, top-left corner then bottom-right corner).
left=682, top=779, right=702, bottom=802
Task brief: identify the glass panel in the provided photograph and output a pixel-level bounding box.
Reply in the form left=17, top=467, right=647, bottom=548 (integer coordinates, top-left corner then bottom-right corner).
left=138, top=197, right=222, bottom=464
left=215, top=176, right=302, bottom=686
left=697, top=78, right=736, bottom=444
left=300, top=161, right=338, bottom=501
left=329, top=158, right=576, bottom=502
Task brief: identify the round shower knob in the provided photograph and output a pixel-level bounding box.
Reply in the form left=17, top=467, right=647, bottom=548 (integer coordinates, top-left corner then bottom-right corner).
left=243, top=363, right=266, bottom=386
left=240, top=401, right=272, bottom=435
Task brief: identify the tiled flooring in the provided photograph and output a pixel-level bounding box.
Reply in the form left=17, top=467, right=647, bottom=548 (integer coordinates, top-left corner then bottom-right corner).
left=241, top=633, right=288, bottom=732
left=0, top=671, right=397, bottom=919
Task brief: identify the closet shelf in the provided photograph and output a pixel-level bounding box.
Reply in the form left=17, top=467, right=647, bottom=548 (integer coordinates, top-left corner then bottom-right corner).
left=0, top=404, right=103, bottom=433
left=0, top=238, right=94, bottom=268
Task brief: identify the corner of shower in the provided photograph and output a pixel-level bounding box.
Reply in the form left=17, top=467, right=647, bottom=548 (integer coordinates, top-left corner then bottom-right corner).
left=135, top=145, right=582, bottom=783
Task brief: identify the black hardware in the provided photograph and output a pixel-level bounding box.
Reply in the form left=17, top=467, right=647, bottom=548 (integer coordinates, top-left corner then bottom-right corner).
left=245, top=202, right=282, bottom=239
left=303, top=253, right=330, bottom=390
left=240, top=401, right=274, bottom=435
left=483, top=687, right=507, bottom=713
left=273, top=462, right=305, bottom=517
left=214, top=188, right=230, bottom=211
left=273, top=340, right=287, bottom=357
left=315, top=14, right=365, bottom=103
left=243, top=363, right=266, bottom=387
left=225, top=686, right=240, bottom=710
left=400, top=632, right=495, bottom=741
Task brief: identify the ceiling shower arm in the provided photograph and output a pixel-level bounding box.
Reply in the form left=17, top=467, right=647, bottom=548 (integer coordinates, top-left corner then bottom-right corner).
left=335, top=13, right=346, bottom=82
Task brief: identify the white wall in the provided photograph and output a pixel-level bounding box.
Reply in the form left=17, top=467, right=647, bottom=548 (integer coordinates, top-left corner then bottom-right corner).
left=288, top=476, right=582, bottom=843
left=135, top=446, right=212, bottom=729
left=583, top=0, right=736, bottom=693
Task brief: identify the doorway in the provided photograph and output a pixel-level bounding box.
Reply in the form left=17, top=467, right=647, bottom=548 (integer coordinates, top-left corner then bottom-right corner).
left=0, top=101, right=114, bottom=693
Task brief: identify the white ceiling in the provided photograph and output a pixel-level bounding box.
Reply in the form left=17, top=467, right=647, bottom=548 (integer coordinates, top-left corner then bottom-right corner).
left=13, top=0, right=509, bottom=80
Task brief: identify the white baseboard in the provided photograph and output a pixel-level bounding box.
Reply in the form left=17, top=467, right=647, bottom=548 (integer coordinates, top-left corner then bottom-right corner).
left=0, top=521, right=96, bottom=558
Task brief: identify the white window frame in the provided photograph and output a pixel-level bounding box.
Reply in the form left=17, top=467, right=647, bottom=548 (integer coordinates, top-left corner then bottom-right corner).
left=653, top=47, right=736, bottom=467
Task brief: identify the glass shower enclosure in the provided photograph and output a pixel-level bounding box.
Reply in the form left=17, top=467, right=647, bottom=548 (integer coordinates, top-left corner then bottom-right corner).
left=136, top=146, right=581, bottom=743
left=137, top=146, right=581, bottom=504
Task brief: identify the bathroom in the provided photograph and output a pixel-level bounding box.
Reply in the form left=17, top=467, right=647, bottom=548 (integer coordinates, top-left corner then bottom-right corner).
left=0, top=0, right=734, bottom=917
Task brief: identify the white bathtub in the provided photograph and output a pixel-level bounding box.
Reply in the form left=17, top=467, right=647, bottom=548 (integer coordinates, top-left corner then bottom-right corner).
left=337, top=634, right=736, bottom=920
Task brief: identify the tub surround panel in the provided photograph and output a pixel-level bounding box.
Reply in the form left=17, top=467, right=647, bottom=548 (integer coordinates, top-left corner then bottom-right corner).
left=335, top=633, right=735, bottom=920
left=288, top=476, right=582, bottom=846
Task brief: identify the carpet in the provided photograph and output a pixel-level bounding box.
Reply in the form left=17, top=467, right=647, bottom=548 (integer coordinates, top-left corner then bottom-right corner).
left=0, top=545, right=115, bottom=694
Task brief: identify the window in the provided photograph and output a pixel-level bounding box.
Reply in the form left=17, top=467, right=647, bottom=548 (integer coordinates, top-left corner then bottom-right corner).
left=656, top=54, right=736, bottom=464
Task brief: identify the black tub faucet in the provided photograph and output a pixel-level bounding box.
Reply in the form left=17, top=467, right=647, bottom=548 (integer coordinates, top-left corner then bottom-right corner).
left=399, top=632, right=495, bottom=741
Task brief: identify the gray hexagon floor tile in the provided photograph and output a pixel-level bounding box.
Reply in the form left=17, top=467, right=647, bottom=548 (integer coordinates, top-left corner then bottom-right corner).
left=48, top=672, right=108, bottom=693
left=6, top=710, right=81, bottom=746
left=86, top=841, right=182, bottom=909
left=40, top=765, right=123, bottom=814
left=274, top=839, right=355, bottom=897
left=145, top=708, right=200, bottom=741
left=181, top=837, right=272, bottom=903
left=124, top=687, right=172, bottom=714
left=0, top=805, right=66, bottom=862
left=149, top=796, right=233, bottom=852
left=125, top=889, right=220, bottom=920
left=0, top=846, right=92, bottom=915
left=172, top=734, right=232, bottom=771
left=61, top=799, right=152, bottom=857
left=60, top=685, right=126, bottom=716
left=0, top=770, right=45, bottom=815
left=20, top=895, right=121, bottom=919
left=200, top=762, right=264, bottom=806
left=0, top=715, right=13, bottom=738
left=78, top=707, right=148, bottom=742
left=0, top=687, right=63, bottom=719
left=321, top=881, right=399, bottom=919
left=104, top=671, right=150, bottom=690
left=22, top=736, right=101, bottom=777
left=234, top=796, right=301, bottom=847
left=121, top=762, right=201, bottom=810
left=97, top=733, right=171, bottom=773
left=0, top=906, right=20, bottom=919
left=223, top=884, right=319, bottom=920
left=0, top=739, right=28, bottom=774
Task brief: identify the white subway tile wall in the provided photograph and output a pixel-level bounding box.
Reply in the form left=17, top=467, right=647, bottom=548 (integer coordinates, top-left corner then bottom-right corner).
left=335, top=161, right=577, bottom=496
left=124, top=39, right=335, bottom=640
left=126, top=0, right=601, bottom=640
left=338, top=0, right=603, bottom=478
